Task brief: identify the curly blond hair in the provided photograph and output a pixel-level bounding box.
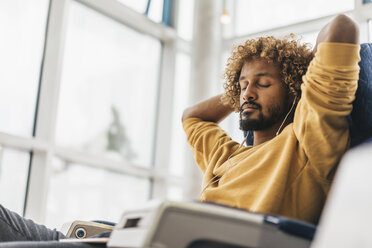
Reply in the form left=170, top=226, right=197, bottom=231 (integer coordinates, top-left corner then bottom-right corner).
left=223, top=35, right=314, bottom=111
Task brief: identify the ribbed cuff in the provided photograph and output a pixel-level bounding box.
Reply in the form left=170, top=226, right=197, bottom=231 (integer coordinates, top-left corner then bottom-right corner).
left=316, top=42, right=360, bottom=66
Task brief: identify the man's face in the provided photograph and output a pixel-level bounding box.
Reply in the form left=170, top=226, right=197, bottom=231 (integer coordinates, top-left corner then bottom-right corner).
left=239, top=58, right=291, bottom=131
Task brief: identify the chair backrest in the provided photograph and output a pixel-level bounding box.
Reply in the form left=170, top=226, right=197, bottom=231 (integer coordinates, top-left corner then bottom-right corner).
left=244, top=43, right=372, bottom=147
left=349, top=43, right=372, bottom=147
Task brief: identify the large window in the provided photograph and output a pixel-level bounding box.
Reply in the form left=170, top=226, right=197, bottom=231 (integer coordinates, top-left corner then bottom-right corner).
left=56, top=1, right=161, bottom=168
left=0, top=0, right=176, bottom=228
left=0, top=0, right=49, bottom=136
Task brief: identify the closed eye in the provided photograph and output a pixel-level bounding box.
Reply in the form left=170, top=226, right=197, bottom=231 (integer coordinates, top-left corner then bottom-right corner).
left=258, top=83, right=270, bottom=88
left=257, top=81, right=271, bottom=88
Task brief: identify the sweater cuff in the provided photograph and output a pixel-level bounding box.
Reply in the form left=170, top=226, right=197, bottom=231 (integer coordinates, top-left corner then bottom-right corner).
left=316, top=42, right=360, bottom=67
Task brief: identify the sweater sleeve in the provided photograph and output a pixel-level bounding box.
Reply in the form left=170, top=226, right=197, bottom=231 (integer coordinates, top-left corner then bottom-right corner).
left=183, top=118, right=239, bottom=173
left=293, top=42, right=360, bottom=179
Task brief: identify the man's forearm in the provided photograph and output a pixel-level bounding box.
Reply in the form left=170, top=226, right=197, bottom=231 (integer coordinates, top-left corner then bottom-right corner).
left=314, top=14, right=359, bottom=53
left=182, top=94, right=234, bottom=123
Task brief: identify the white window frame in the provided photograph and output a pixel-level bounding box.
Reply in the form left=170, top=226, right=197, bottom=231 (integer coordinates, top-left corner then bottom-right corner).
left=0, top=0, right=193, bottom=223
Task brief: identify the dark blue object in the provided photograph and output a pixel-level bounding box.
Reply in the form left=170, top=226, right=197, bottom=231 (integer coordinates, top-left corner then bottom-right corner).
left=264, top=215, right=316, bottom=240
left=162, top=0, right=172, bottom=26
left=349, top=43, right=372, bottom=147
left=245, top=43, right=372, bottom=147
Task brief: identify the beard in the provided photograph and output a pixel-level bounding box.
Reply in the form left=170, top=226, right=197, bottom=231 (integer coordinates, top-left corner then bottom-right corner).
left=239, top=101, right=288, bottom=131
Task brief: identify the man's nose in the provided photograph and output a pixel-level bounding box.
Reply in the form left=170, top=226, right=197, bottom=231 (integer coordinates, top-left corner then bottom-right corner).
left=242, top=85, right=258, bottom=102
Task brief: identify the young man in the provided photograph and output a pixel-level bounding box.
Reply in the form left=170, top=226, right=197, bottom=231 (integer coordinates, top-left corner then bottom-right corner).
left=0, top=14, right=359, bottom=246
left=182, top=14, right=360, bottom=224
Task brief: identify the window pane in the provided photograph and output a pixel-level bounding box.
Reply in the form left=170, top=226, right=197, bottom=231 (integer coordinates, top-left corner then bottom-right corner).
left=0, top=147, right=30, bottom=215
left=116, top=0, right=164, bottom=23
left=235, top=0, right=354, bottom=35
left=148, top=0, right=164, bottom=23
left=0, top=0, right=49, bottom=136
left=177, top=0, right=195, bottom=40
left=56, top=1, right=161, bottom=167
left=169, top=53, right=191, bottom=176
left=45, top=158, right=150, bottom=229
left=116, top=0, right=148, bottom=13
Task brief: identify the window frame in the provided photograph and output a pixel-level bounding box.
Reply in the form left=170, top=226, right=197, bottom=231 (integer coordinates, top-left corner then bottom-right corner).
left=0, top=0, right=191, bottom=224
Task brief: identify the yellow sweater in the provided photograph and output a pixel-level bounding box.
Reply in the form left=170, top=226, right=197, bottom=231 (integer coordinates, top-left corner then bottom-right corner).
left=183, top=43, right=360, bottom=224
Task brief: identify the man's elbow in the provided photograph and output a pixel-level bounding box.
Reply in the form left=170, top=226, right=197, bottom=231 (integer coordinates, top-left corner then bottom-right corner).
left=328, top=14, right=359, bottom=44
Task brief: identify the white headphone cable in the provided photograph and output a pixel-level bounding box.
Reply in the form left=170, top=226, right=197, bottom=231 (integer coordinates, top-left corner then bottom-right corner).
left=276, top=96, right=297, bottom=136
